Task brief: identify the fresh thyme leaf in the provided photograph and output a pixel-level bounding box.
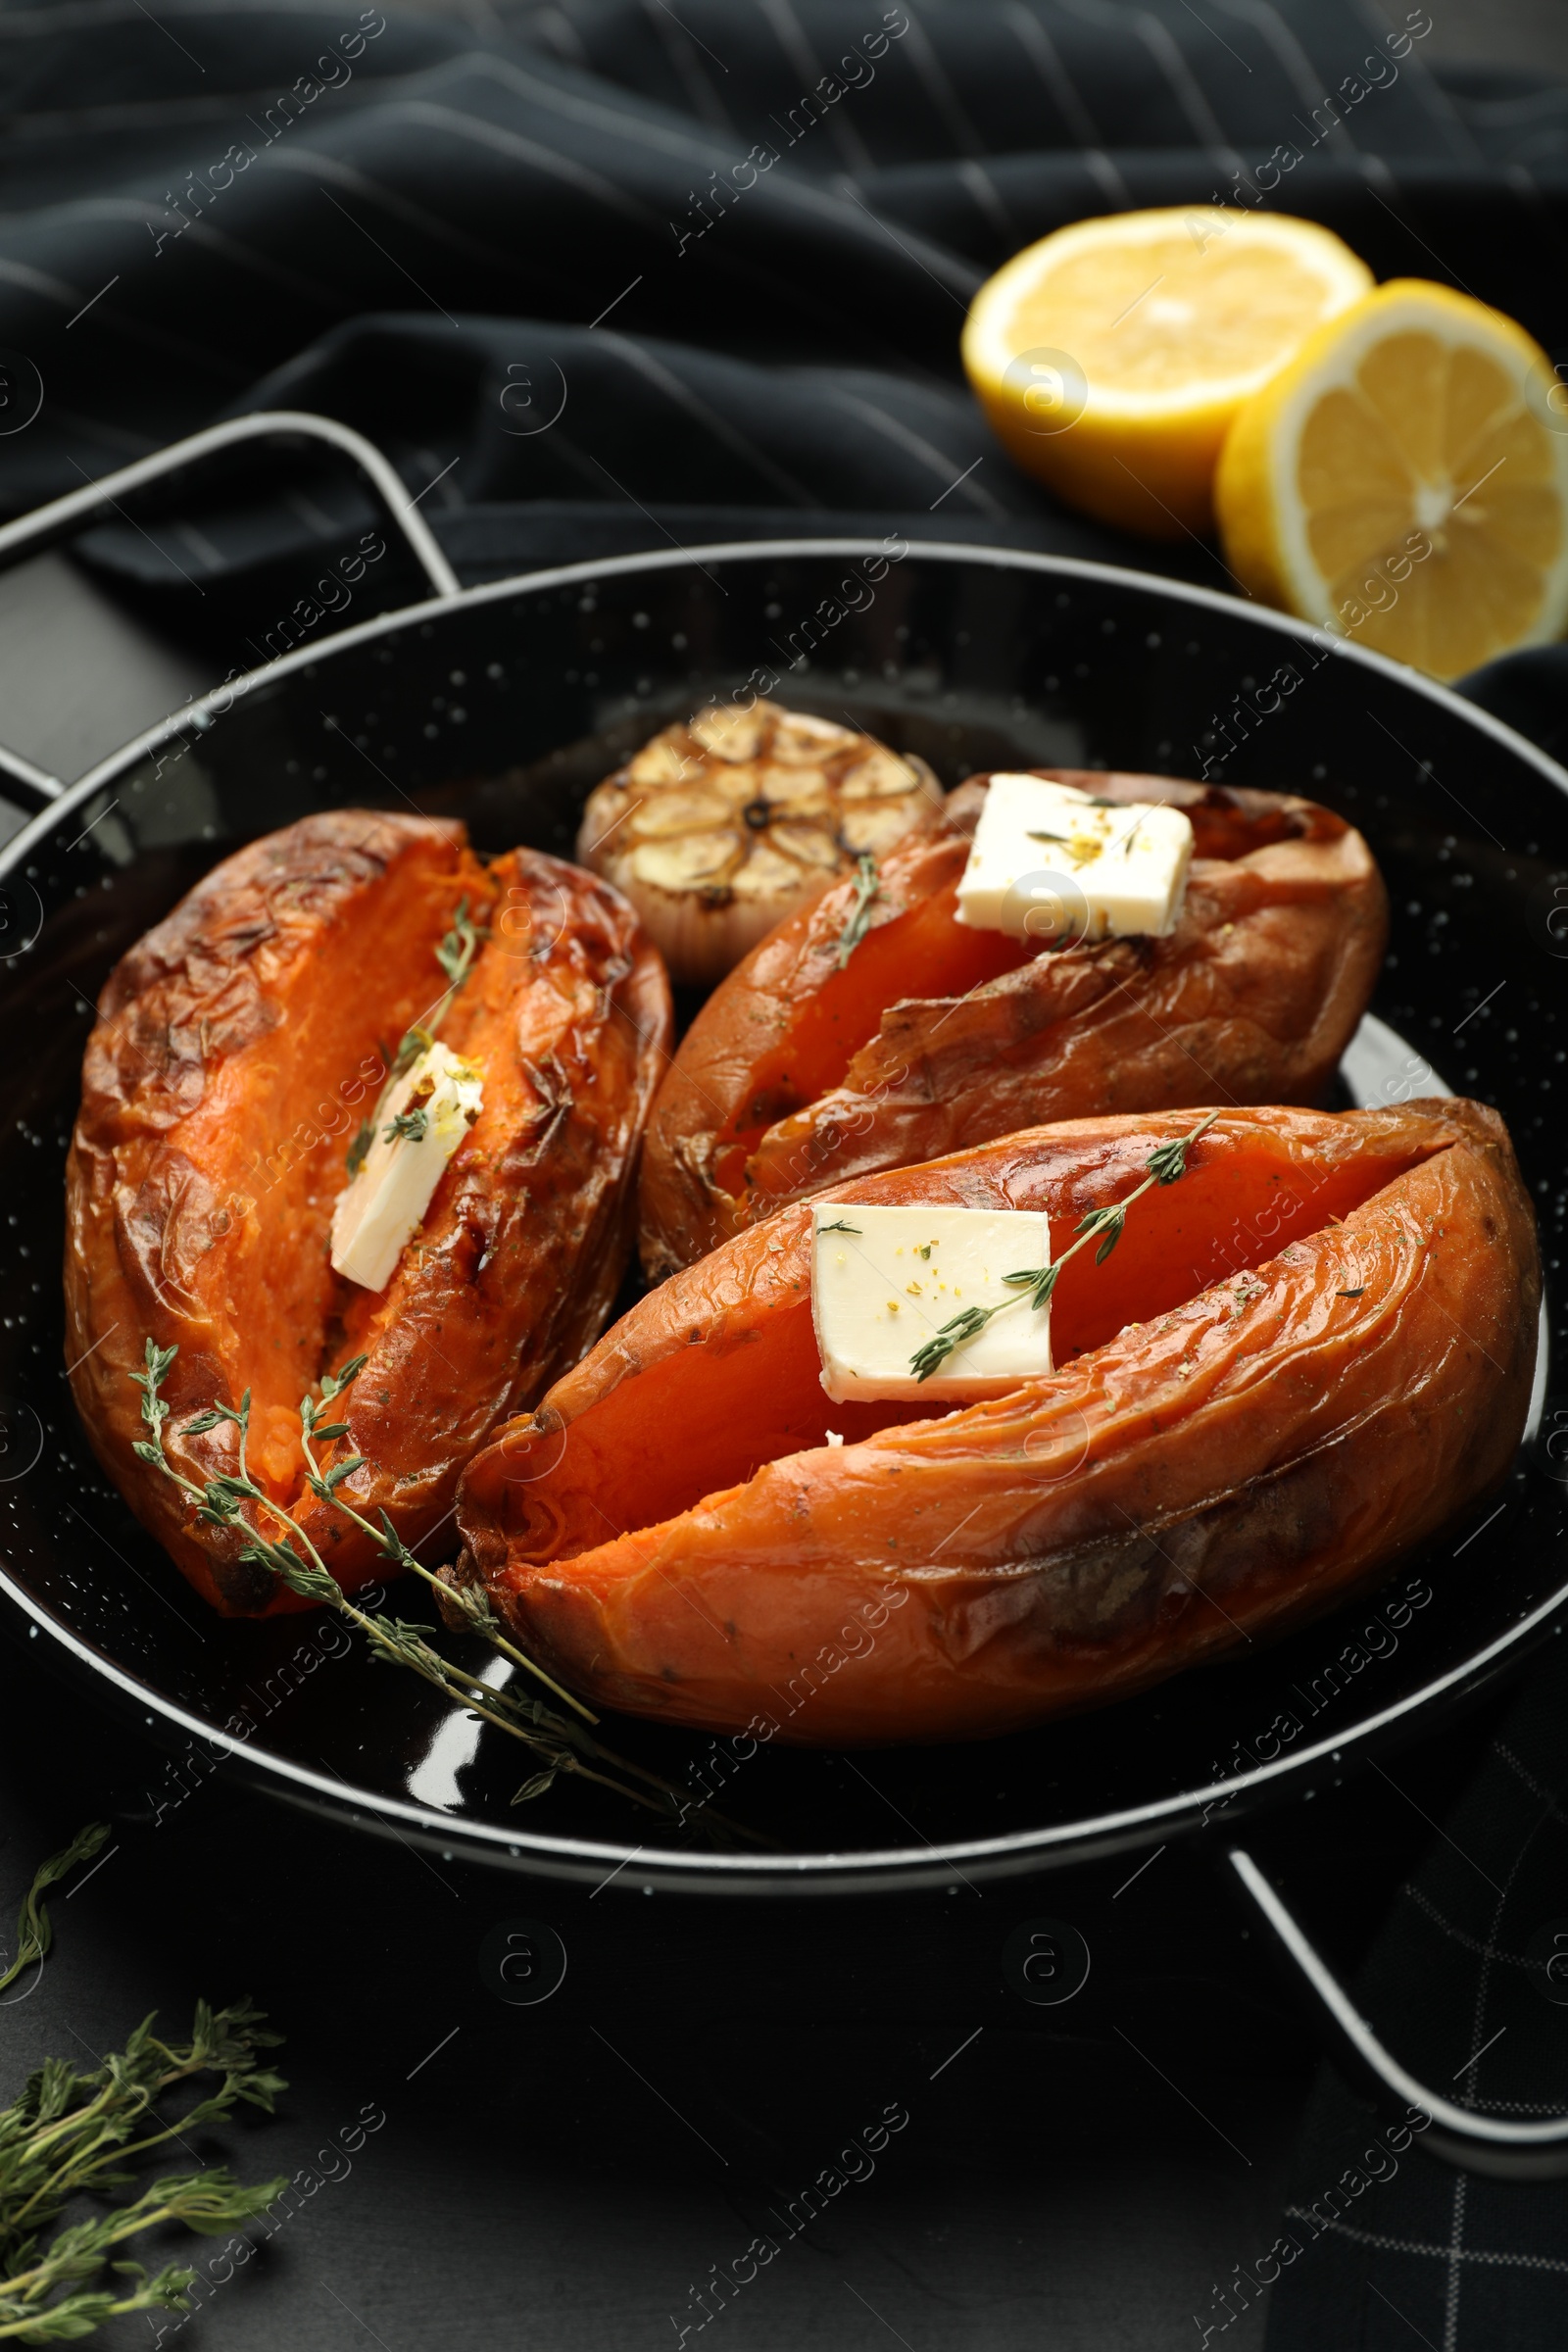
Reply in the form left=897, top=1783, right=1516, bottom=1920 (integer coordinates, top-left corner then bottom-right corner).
left=435, top=896, right=483, bottom=989
left=384, top=1107, right=428, bottom=1145
left=1002, top=1260, right=1060, bottom=1313
left=816, top=1220, right=860, bottom=1235
left=916, top=1244, right=932, bottom=1260
left=345, top=1119, right=374, bottom=1177
left=1082, top=1204, right=1126, bottom=1265
left=1336, top=1287, right=1365, bottom=1298
left=373, top=1507, right=418, bottom=1573
left=391, top=1025, right=431, bottom=1080
left=1025, top=829, right=1071, bottom=844
left=835, top=854, right=880, bottom=968
left=906, top=1105, right=1218, bottom=1380
left=1146, top=1109, right=1220, bottom=1186
left=910, top=1305, right=992, bottom=1383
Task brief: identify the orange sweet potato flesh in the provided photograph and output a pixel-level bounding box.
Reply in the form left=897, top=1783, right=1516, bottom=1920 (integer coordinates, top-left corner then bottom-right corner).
left=638, top=769, right=1389, bottom=1277
left=65, top=810, right=671, bottom=1616
left=457, top=1100, right=1537, bottom=1745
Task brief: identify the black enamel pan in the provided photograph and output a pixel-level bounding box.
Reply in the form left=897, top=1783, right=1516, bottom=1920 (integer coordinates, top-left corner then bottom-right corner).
left=2, top=415, right=1566, bottom=2173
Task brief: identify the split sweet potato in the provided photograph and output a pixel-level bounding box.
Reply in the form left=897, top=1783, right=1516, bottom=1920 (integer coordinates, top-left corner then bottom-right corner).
left=65, top=809, right=670, bottom=1617
left=638, top=769, right=1388, bottom=1277
left=456, top=1099, right=1536, bottom=1745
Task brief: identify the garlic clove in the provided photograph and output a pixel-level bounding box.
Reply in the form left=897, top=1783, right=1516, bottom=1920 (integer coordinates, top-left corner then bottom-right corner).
left=766, top=821, right=844, bottom=872
left=841, top=800, right=935, bottom=857
left=688, top=703, right=768, bottom=761
left=631, top=832, right=740, bottom=893
left=632, top=787, right=734, bottom=840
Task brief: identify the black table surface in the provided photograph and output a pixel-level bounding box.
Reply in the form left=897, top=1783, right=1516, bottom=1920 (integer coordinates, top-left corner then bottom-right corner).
left=0, top=549, right=1535, bottom=2349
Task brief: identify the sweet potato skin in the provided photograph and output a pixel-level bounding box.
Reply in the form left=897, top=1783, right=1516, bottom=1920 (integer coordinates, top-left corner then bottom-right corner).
left=65, top=810, right=671, bottom=1616
left=638, top=770, right=1389, bottom=1277
left=458, top=1100, right=1537, bottom=1745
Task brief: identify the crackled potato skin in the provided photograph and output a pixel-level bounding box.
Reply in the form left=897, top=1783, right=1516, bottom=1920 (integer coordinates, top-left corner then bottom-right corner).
left=638, top=769, right=1389, bottom=1278
left=458, top=1100, right=1536, bottom=1745
left=65, top=809, right=671, bottom=1617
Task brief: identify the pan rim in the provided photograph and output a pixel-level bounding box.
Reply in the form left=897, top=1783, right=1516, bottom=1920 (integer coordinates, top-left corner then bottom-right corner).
left=4, top=535, right=1568, bottom=873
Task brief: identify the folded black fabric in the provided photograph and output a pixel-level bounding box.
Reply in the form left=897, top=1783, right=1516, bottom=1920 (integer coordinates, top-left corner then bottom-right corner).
left=0, top=0, right=1560, bottom=687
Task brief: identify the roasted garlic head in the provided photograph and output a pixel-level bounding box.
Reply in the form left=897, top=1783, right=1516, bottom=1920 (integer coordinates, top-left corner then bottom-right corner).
left=576, top=700, right=944, bottom=984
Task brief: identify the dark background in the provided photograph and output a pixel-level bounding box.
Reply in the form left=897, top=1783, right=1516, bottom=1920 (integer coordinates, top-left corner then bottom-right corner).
left=3, top=0, right=1568, bottom=2345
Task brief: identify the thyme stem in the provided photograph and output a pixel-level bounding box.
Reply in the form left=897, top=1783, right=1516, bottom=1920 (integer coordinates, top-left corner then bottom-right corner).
left=0, top=1824, right=110, bottom=1995
left=348, top=895, right=485, bottom=1171
left=908, top=1108, right=1221, bottom=1382
left=296, top=1395, right=596, bottom=1723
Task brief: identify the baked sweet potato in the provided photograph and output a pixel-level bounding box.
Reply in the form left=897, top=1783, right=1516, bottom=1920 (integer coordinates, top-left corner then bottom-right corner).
left=65, top=809, right=671, bottom=1617
left=457, top=1099, right=1536, bottom=1745
left=638, top=769, right=1388, bottom=1278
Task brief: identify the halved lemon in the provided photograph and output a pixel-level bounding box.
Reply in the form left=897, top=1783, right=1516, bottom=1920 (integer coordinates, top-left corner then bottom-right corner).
left=961, top=208, right=1372, bottom=538
left=1216, top=279, right=1568, bottom=681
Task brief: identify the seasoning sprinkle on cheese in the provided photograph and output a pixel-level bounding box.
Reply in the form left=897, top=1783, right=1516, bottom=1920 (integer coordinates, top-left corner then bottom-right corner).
left=956, top=772, right=1193, bottom=943
left=810, top=1200, right=1053, bottom=1403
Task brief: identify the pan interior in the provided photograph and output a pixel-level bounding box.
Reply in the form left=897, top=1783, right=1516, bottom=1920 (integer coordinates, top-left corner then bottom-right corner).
left=1, top=544, right=1562, bottom=1883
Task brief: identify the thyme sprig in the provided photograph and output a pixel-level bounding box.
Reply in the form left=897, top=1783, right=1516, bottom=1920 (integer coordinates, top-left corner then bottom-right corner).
left=908, top=1109, right=1221, bottom=1383
left=393, top=895, right=485, bottom=1079
left=347, top=896, right=486, bottom=1174
left=294, top=1359, right=592, bottom=1724
left=0, top=1965, right=286, bottom=2345
left=0, top=1825, right=109, bottom=1997
left=133, top=1347, right=763, bottom=1841
left=835, top=854, right=880, bottom=968
left=133, top=1346, right=655, bottom=1813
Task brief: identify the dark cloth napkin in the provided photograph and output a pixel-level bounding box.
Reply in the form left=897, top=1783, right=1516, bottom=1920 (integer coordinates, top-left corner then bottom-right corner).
left=0, top=0, right=1561, bottom=652
left=4, top=3, right=1568, bottom=2342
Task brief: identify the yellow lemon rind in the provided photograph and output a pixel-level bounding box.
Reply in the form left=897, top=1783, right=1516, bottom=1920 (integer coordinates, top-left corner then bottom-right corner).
left=1216, top=277, right=1568, bottom=678
left=962, top=208, right=1373, bottom=539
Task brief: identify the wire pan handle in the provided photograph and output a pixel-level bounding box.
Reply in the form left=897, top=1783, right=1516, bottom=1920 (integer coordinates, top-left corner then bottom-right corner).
left=0, top=409, right=460, bottom=807
left=1230, top=1847, right=1568, bottom=2180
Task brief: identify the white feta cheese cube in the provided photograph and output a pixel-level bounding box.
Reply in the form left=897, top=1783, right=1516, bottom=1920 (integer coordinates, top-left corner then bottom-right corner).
left=330, top=1041, right=483, bottom=1293
left=955, top=772, right=1193, bottom=943
left=810, top=1201, right=1054, bottom=1405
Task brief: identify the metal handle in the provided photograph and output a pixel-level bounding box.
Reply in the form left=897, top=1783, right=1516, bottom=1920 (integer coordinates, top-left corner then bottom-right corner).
left=0, top=410, right=461, bottom=807
left=1230, top=1847, right=1568, bottom=2180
